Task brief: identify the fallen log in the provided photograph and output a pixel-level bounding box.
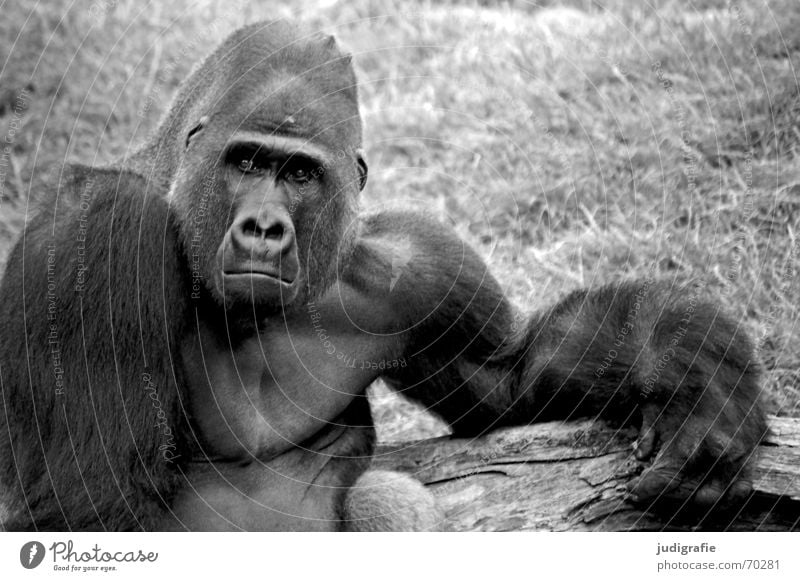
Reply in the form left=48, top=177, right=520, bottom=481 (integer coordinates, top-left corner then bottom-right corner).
left=374, top=416, right=800, bottom=531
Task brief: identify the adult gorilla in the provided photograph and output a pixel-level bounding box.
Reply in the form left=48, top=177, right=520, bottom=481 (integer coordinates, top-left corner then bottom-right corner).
left=0, top=21, right=766, bottom=531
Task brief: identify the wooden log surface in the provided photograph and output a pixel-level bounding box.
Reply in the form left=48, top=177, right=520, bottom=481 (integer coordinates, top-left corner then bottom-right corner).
left=375, top=417, right=800, bottom=531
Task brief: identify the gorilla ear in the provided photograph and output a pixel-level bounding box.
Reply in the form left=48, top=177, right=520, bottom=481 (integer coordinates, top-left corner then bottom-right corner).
left=185, top=115, right=209, bottom=148
left=357, top=150, right=368, bottom=191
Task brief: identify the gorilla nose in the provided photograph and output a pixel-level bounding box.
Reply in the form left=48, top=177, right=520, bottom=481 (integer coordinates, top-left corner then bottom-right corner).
left=219, top=206, right=300, bottom=297
left=231, top=211, right=295, bottom=259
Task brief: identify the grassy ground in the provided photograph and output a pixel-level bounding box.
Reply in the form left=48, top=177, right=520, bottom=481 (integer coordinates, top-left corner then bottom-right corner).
left=1, top=0, right=798, bottom=441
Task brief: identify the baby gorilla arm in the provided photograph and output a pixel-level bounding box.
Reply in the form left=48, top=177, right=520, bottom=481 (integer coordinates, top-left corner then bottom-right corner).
left=350, top=210, right=767, bottom=511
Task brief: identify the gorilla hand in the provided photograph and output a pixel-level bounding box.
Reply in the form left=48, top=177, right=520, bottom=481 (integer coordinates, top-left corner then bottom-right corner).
left=523, top=280, right=767, bottom=510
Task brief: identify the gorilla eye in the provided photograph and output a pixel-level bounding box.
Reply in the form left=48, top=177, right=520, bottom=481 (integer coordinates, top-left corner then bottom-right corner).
left=227, top=144, right=266, bottom=175
left=288, top=166, right=310, bottom=183
left=238, top=158, right=257, bottom=173
left=282, top=159, right=320, bottom=184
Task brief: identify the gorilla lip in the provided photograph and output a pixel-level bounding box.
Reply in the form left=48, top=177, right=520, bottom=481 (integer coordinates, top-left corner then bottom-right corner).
left=223, top=270, right=295, bottom=286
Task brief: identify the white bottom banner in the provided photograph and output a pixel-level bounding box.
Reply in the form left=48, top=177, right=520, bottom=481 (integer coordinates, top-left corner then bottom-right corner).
left=1, top=532, right=798, bottom=580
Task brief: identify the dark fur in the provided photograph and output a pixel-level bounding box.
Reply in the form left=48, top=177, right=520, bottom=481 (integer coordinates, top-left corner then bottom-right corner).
left=0, top=21, right=766, bottom=531
left=0, top=168, right=189, bottom=530
left=374, top=218, right=766, bottom=468
left=1, top=21, right=367, bottom=531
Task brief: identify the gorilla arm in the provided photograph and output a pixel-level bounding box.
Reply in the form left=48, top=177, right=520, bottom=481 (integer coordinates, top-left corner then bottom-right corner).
left=345, top=210, right=767, bottom=509
left=0, top=166, right=189, bottom=530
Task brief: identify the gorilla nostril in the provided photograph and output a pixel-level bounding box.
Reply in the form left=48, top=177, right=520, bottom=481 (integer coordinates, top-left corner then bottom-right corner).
left=262, top=222, right=285, bottom=241
left=241, top=218, right=284, bottom=241
left=234, top=215, right=294, bottom=258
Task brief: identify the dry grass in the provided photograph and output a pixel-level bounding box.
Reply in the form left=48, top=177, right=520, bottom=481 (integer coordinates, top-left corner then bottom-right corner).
left=1, top=0, right=798, bottom=440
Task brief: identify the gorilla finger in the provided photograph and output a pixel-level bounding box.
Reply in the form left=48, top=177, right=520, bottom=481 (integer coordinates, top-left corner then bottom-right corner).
left=635, top=404, right=660, bottom=461
left=628, top=463, right=682, bottom=502
left=693, top=479, right=726, bottom=507
left=725, top=477, right=753, bottom=505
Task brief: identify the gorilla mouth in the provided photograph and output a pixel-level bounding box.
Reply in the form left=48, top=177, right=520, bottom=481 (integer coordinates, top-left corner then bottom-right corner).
left=215, top=253, right=301, bottom=307
left=223, top=269, right=295, bottom=286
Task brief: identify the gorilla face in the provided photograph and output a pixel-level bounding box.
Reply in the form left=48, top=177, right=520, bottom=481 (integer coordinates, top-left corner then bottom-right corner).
left=162, top=27, right=369, bottom=316
left=213, top=135, right=323, bottom=308
left=174, top=121, right=366, bottom=316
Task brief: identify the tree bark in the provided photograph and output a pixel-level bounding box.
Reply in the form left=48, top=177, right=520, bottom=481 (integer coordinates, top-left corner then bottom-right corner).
left=375, top=417, right=800, bottom=531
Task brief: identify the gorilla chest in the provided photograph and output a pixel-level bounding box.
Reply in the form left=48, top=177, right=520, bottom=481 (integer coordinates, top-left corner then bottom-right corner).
left=172, top=419, right=374, bottom=531
left=182, top=315, right=400, bottom=460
